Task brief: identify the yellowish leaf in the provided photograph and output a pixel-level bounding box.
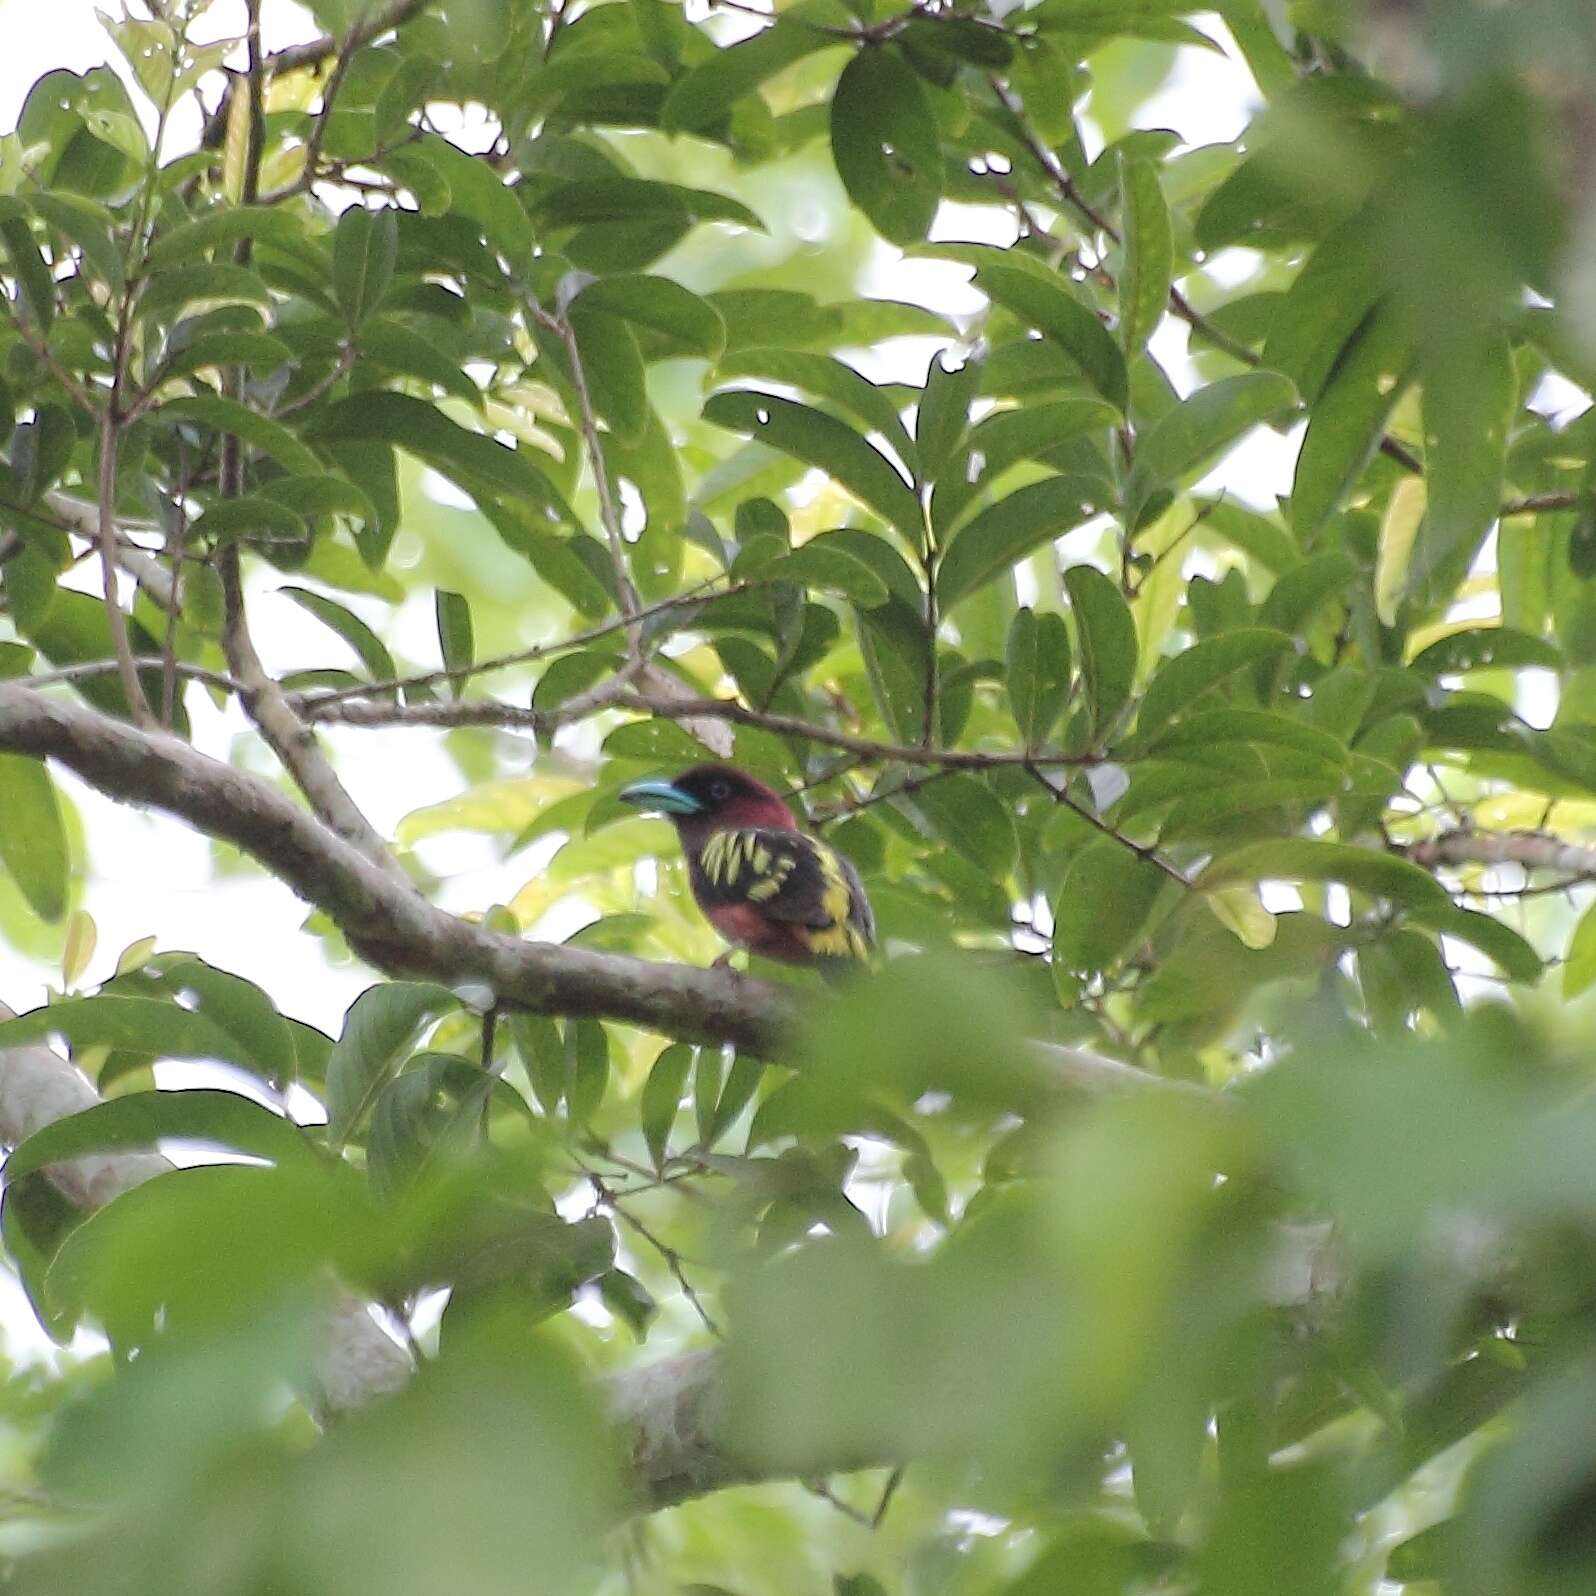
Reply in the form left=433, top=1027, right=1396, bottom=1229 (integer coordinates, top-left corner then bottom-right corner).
left=115, top=933, right=158, bottom=975
left=222, top=71, right=251, bottom=203
left=61, top=909, right=96, bottom=989
left=397, top=774, right=582, bottom=845
left=1206, top=885, right=1277, bottom=950
left=1376, top=475, right=1427, bottom=627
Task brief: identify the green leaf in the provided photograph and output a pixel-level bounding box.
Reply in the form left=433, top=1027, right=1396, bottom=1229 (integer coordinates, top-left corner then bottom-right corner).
left=1258, top=550, right=1360, bottom=638
left=1126, top=372, right=1297, bottom=525
left=703, top=390, right=921, bottom=538
left=1200, top=838, right=1449, bottom=908
left=1149, top=708, right=1349, bottom=766
left=0, top=754, right=68, bottom=921
left=1137, top=628, right=1292, bottom=736
left=434, top=590, right=473, bottom=697
left=1053, top=839, right=1169, bottom=971
left=599, top=1268, right=659, bottom=1338
left=260, top=474, right=380, bottom=526
left=191, top=493, right=308, bottom=543
left=1407, top=330, right=1514, bottom=604
left=914, top=350, right=981, bottom=483
left=571, top=274, right=726, bottom=361
left=565, top=1018, right=610, bottom=1127
left=708, top=1054, right=764, bottom=1144
left=661, top=5, right=845, bottom=133
left=411, top=132, right=533, bottom=265
left=569, top=305, right=648, bottom=445
left=282, top=587, right=396, bottom=682
left=159, top=394, right=323, bottom=477
left=144, top=204, right=310, bottom=270
left=913, top=774, right=1017, bottom=875
left=1, top=217, right=53, bottom=328
left=829, top=46, right=941, bottom=246
left=325, top=981, right=461, bottom=1143
left=332, top=205, right=398, bottom=327
left=1407, top=903, right=1541, bottom=985
left=312, top=391, right=567, bottom=515
left=1410, top=626, right=1560, bottom=676
left=1566, top=899, right=1596, bottom=998
left=30, top=192, right=123, bottom=290
left=964, top=399, right=1119, bottom=477
left=356, top=319, right=481, bottom=408
left=161, top=330, right=295, bottom=380
left=146, top=955, right=297, bottom=1087
left=1261, top=218, right=1383, bottom=403
left=6, top=1089, right=315, bottom=1183
left=136, top=262, right=274, bottom=315
left=760, top=535, right=891, bottom=606
left=1063, top=564, right=1138, bottom=737
left=0, top=996, right=262, bottom=1073
left=1118, top=155, right=1172, bottom=357
left=1006, top=606, right=1072, bottom=746
left=641, top=1043, right=693, bottom=1168
left=716, top=348, right=916, bottom=475
left=976, top=259, right=1128, bottom=411
left=939, top=476, right=1097, bottom=610
left=1290, top=308, right=1415, bottom=541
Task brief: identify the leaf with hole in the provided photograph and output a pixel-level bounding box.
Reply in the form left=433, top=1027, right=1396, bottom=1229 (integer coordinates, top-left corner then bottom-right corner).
left=829, top=46, right=941, bottom=247
left=703, top=390, right=920, bottom=539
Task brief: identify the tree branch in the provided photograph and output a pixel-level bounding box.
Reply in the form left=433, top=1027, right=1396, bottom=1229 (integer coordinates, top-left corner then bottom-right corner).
left=1406, top=829, right=1596, bottom=880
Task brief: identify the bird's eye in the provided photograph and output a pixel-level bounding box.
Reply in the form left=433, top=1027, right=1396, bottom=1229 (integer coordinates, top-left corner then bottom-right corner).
left=710, top=780, right=730, bottom=801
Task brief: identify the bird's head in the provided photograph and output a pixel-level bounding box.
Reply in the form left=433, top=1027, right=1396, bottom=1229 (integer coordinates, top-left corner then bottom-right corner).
left=619, top=764, right=797, bottom=839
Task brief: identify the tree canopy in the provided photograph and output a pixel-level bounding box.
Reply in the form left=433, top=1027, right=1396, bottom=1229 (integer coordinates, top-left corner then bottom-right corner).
left=0, top=0, right=1595, bottom=1591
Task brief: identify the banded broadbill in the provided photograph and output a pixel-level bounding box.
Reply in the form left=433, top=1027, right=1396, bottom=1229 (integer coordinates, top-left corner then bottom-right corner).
left=620, top=765, right=874, bottom=967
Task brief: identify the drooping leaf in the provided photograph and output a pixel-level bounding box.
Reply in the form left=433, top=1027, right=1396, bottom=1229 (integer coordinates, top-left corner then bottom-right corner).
left=1063, top=564, right=1138, bottom=738
left=1006, top=607, right=1073, bottom=747
left=332, top=205, right=398, bottom=327
left=1118, top=154, right=1173, bottom=357
left=0, top=754, right=68, bottom=922
left=325, top=983, right=462, bottom=1144
left=703, top=390, right=921, bottom=539
left=829, top=46, right=941, bottom=246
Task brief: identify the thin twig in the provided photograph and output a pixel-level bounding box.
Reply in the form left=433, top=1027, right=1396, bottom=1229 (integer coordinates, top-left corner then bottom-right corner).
left=590, top=1174, right=721, bottom=1338
left=1501, top=491, right=1580, bottom=517
left=20, top=657, right=243, bottom=694
left=198, top=0, right=433, bottom=155
left=296, top=577, right=754, bottom=708
left=95, top=414, right=156, bottom=729
left=527, top=299, right=643, bottom=636
left=261, top=19, right=363, bottom=203
left=1024, top=763, right=1191, bottom=888
left=159, top=455, right=191, bottom=729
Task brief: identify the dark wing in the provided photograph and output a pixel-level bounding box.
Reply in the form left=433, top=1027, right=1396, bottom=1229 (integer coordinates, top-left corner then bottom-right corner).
left=689, top=828, right=873, bottom=959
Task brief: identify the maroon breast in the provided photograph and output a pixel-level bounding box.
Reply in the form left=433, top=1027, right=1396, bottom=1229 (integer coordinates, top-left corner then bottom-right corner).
left=703, top=902, right=813, bottom=965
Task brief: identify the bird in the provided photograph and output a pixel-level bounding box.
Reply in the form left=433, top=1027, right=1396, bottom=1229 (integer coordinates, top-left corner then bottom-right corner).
left=619, top=764, right=875, bottom=969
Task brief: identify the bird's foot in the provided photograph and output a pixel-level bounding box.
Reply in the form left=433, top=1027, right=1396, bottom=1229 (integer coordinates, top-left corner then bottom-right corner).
left=710, top=949, right=741, bottom=974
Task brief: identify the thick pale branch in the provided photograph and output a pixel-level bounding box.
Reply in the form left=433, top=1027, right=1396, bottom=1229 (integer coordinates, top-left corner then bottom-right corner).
left=1407, top=829, right=1596, bottom=880
left=218, top=546, right=404, bottom=878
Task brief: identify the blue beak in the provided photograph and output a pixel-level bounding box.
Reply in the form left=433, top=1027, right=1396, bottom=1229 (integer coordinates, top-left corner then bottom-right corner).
left=618, top=778, right=703, bottom=817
